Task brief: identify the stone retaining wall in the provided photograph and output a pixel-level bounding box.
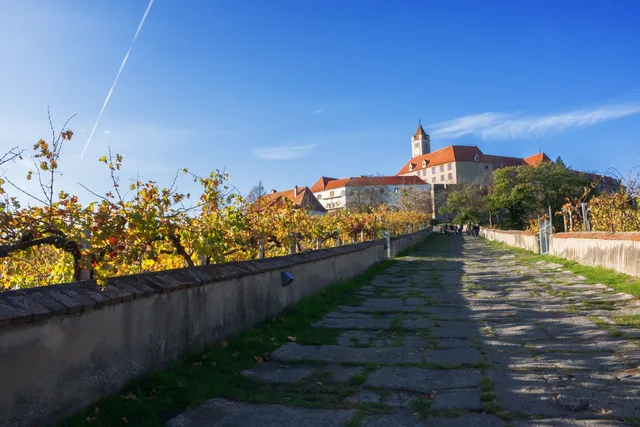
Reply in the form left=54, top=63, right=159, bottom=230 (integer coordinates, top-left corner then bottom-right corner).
left=551, top=232, right=640, bottom=277
left=0, top=228, right=431, bottom=427
left=478, top=228, right=540, bottom=253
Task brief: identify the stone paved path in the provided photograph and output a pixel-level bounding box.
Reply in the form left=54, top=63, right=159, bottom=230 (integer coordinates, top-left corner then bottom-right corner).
left=167, top=235, right=640, bottom=427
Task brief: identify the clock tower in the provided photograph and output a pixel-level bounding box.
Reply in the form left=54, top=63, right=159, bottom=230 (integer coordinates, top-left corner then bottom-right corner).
left=411, top=121, right=431, bottom=158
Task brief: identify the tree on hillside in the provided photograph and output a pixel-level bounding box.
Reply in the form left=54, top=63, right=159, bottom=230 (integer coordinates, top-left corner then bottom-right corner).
left=486, top=161, right=591, bottom=230
left=396, top=187, right=433, bottom=214
left=440, top=177, right=491, bottom=226
left=346, top=186, right=388, bottom=213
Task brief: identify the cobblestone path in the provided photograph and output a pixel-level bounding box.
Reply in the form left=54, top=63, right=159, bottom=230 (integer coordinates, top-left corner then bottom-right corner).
left=168, top=235, right=640, bottom=427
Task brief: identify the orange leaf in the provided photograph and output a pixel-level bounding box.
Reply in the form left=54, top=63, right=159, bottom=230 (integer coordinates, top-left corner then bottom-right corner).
left=287, top=336, right=297, bottom=342
left=220, top=340, right=229, bottom=349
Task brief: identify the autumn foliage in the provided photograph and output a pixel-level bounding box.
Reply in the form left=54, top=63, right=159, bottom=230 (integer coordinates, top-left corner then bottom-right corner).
left=0, top=127, right=430, bottom=290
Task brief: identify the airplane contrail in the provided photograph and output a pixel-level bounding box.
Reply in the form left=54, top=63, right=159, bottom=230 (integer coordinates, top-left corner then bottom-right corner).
left=80, top=0, right=155, bottom=160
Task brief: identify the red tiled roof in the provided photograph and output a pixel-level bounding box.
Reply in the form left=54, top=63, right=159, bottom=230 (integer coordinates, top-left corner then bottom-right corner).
left=310, top=176, right=338, bottom=192
left=524, top=153, right=551, bottom=166
left=311, top=175, right=428, bottom=192
left=396, top=145, right=553, bottom=175
left=256, top=186, right=326, bottom=212
left=413, top=124, right=428, bottom=139
left=397, top=146, right=483, bottom=174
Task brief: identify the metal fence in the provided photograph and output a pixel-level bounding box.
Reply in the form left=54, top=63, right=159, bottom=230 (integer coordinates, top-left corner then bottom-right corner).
left=538, top=207, right=552, bottom=254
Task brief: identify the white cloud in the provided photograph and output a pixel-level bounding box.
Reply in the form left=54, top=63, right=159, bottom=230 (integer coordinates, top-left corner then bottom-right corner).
left=429, top=113, right=507, bottom=139
left=315, top=109, right=323, bottom=114
left=428, top=102, right=640, bottom=140
left=252, top=144, right=318, bottom=160
left=103, top=129, right=111, bottom=134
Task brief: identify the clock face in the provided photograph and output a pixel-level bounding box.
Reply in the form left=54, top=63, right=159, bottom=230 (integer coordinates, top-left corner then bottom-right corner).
left=414, top=147, right=420, bottom=155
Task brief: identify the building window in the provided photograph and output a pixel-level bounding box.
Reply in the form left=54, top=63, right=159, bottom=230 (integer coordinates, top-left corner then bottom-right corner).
left=422, top=169, right=427, bottom=176
left=317, top=194, right=322, bottom=200
left=432, top=167, right=435, bottom=174
left=329, top=191, right=334, bottom=197
left=432, top=177, right=436, bottom=183
left=447, top=163, right=452, bottom=170
left=448, top=173, right=453, bottom=180
left=440, top=175, right=444, bottom=181
left=440, top=165, right=444, bottom=172
left=485, top=165, right=489, bottom=170
left=422, top=160, right=427, bottom=167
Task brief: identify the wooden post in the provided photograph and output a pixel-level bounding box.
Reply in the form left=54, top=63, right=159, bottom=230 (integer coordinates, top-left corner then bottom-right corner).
left=290, top=235, right=297, bottom=254
left=258, top=235, right=265, bottom=259
left=316, top=238, right=321, bottom=250
left=79, top=228, right=92, bottom=281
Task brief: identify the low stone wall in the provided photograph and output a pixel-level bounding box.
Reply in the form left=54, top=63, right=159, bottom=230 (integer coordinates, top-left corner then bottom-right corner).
left=479, top=228, right=540, bottom=253
left=551, top=232, right=640, bottom=277
left=390, top=228, right=432, bottom=256
left=0, top=228, right=431, bottom=427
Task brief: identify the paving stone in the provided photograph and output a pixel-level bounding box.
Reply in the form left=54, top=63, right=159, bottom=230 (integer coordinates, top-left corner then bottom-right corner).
left=429, top=414, right=505, bottom=427
left=384, top=391, right=417, bottom=408
left=364, top=367, right=480, bottom=391
left=240, top=362, right=314, bottom=384
left=337, top=330, right=373, bottom=347
left=431, top=390, right=482, bottom=410
left=435, top=321, right=482, bottom=338
left=491, top=324, right=550, bottom=340
left=403, top=335, right=430, bottom=348
left=339, top=305, right=421, bottom=313
left=404, top=297, right=427, bottom=306
left=270, top=343, right=424, bottom=364
left=401, top=318, right=435, bottom=329
left=318, top=364, right=365, bottom=382
left=538, top=317, right=613, bottom=341
left=345, top=390, right=381, bottom=404
left=513, top=419, right=632, bottom=426
left=361, top=298, right=407, bottom=309
left=165, top=398, right=355, bottom=427
left=438, top=338, right=477, bottom=349
left=313, top=318, right=392, bottom=329
left=325, top=312, right=373, bottom=319
left=489, top=370, right=566, bottom=417
left=425, top=347, right=484, bottom=365
left=357, top=291, right=376, bottom=296
left=362, top=412, right=430, bottom=427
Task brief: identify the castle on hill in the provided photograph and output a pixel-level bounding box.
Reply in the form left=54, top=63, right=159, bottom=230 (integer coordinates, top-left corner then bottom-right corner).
left=259, top=124, right=618, bottom=215
left=396, top=123, right=617, bottom=193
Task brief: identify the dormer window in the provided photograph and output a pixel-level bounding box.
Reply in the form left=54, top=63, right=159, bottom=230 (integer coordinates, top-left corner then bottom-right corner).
left=422, top=160, right=427, bottom=167
left=474, top=154, right=480, bottom=161
left=409, top=164, right=414, bottom=171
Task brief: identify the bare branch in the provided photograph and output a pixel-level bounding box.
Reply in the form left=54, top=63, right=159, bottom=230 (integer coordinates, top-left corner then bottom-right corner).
left=2, top=177, right=48, bottom=205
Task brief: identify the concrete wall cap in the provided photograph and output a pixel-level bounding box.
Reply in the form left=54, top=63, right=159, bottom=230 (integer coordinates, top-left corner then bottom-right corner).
left=0, top=235, right=398, bottom=329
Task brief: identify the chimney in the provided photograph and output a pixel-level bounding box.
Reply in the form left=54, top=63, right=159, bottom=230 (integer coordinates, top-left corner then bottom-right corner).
left=293, top=185, right=298, bottom=197
left=271, top=189, right=277, bottom=194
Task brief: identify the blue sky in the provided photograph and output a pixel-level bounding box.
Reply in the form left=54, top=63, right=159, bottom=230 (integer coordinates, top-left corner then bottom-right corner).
left=1, top=0, right=639, bottom=200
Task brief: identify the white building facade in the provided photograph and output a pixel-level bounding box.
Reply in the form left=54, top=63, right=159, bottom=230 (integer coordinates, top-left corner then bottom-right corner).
left=310, top=176, right=430, bottom=212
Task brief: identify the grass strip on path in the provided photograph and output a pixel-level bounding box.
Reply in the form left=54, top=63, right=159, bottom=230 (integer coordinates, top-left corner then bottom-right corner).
left=60, top=259, right=398, bottom=427
left=482, top=239, right=640, bottom=298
